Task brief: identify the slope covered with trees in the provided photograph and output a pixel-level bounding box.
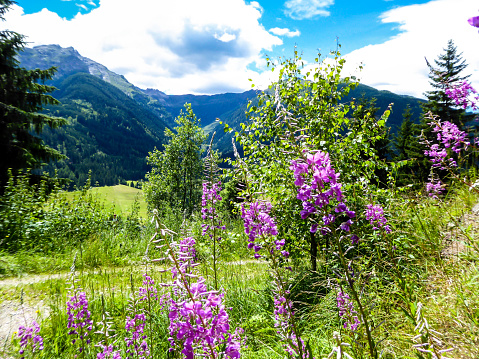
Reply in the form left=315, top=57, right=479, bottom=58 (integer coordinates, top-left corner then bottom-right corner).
left=40, top=73, right=169, bottom=187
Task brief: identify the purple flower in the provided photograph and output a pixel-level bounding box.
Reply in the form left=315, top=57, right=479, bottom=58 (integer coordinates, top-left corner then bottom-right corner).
left=426, top=178, right=445, bottom=199
left=97, top=344, right=122, bottom=359
left=468, top=16, right=479, bottom=27
left=350, top=234, right=359, bottom=245
left=241, top=201, right=279, bottom=256
left=423, top=117, right=470, bottom=195
left=445, top=81, right=479, bottom=110
left=137, top=274, right=158, bottom=302
left=337, top=291, right=361, bottom=332
left=155, top=232, right=243, bottom=358
left=17, top=321, right=43, bottom=358
left=365, top=204, right=391, bottom=233
left=67, top=289, right=93, bottom=351
left=201, top=181, right=225, bottom=239
left=339, top=219, right=353, bottom=232
left=291, top=151, right=356, bottom=239
left=125, top=312, right=149, bottom=358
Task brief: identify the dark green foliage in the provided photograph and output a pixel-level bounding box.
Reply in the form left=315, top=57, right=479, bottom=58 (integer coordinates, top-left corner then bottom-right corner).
left=0, top=1, right=66, bottom=188
left=15, top=44, right=430, bottom=187
left=392, top=105, right=430, bottom=185
left=352, top=95, right=393, bottom=186
left=422, top=39, right=470, bottom=126
left=39, top=73, right=168, bottom=187
left=144, top=104, right=207, bottom=216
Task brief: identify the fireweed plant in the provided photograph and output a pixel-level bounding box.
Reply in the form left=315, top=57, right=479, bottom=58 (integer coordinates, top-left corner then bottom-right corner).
left=17, top=321, right=44, bottom=359
left=422, top=113, right=475, bottom=198
left=123, top=272, right=159, bottom=358
left=240, top=201, right=311, bottom=359
left=289, top=150, right=379, bottom=358
left=445, top=81, right=479, bottom=111
left=202, top=133, right=226, bottom=290
left=67, top=270, right=94, bottom=357
left=149, top=210, right=243, bottom=359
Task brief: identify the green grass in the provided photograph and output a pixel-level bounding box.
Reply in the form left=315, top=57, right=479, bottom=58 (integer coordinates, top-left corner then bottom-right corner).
left=2, top=184, right=479, bottom=358
left=63, top=184, right=148, bottom=219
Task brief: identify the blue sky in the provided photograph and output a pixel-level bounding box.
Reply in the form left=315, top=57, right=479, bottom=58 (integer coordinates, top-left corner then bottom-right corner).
left=3, top=0, right=479, bottom=96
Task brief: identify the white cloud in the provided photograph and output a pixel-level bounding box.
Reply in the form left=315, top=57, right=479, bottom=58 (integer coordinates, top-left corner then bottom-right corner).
left=269, top=27, right=301, bottom=37
left=1, top=0, right=282, bottom=95
left=284, top=0, right=334, bottom=20
left=214, top=32, right=237, bottom=43
left=343, top=0, right=479, bottom=99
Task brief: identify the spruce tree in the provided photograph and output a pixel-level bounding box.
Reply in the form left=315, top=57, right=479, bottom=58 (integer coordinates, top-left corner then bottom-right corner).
left=0, top=0, right=66, bottom=188
left=422, top=39, right=469, bottom=126
left=393, top=105, right=429, bottom=185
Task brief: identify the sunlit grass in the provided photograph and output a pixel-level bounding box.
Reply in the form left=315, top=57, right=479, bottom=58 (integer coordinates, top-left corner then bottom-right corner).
left=62, top=184, right=148, bottom=219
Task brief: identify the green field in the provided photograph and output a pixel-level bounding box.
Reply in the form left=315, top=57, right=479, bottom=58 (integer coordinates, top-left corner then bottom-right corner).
left=63, top=184, right=148, bottom=219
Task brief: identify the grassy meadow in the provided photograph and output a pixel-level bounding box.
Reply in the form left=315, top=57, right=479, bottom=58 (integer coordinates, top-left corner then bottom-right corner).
left=62, top=184, right=148, bottom=219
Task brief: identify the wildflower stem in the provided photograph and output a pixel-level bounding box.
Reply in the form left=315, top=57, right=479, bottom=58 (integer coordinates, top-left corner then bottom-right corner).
left=153, top=213, right=218, bottom=359
left=332, top=233, right=377, bottom=359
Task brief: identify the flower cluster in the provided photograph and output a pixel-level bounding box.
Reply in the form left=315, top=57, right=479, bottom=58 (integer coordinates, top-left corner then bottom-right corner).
left=241, top=201, right=285, bottom=258
left=430, top=120, right=470, bottom=156
left=137, top=274, right=158, bottom=302
left=365, top=204, right=391, bottom=233
left=156, top=232, right=242, bottom=358
left=124, top=273, right=159, bottom=358
left=17, top=320, right=44, bottom=358
left=290, top=151, right=355, bottom=234
left=423, top=118, right=470, bottom=197
left=201, top=181, right=226, bottom=238
left=241, top=201, right=308, bottom=357
left=67, top=290, right=93, bottom=351
left=445, top=81, right=479, bottom=110
left=168, top=279, right=240, bottom=358
left=97, top=344, right=122, bottom=359
left=337, top=291, right=361, bottom=332
left=426, top=174, right=445, bottom=199
left=468, top=15, right=479, bottom=33
left=125, top=312, right=149, bottom=358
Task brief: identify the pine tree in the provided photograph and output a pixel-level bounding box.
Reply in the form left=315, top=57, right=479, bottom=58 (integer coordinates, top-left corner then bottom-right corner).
left=393, top=105, right=429, bottom=185
left=0, top=0, right=66, bottom=188
left=422, top=39, right=470, bottom=126
left=394, top=105, right=417, bottom=161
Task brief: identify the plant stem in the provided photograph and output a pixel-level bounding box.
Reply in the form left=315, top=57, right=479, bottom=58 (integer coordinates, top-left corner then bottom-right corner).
left=333, top=234, right=377, bottom=359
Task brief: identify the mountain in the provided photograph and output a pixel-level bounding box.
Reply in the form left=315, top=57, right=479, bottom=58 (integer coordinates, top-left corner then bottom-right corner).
left=18, top=45, right=172, bottom=187
left=154, top=90, right=258, bottom=128
left=17, top=44, right=427, bottom=186
left=205, top=83, right=426, bottom=158
left=19, top=44, right=142, bottom=95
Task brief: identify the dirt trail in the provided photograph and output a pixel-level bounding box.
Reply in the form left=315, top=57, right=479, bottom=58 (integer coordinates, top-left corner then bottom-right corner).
left=0, top=259, right=260, bottom=352
left=442, top=202, right=479, bottom=257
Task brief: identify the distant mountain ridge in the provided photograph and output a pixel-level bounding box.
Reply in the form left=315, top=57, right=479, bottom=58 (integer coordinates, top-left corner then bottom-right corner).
left=17, top=44, right=426, bottom=186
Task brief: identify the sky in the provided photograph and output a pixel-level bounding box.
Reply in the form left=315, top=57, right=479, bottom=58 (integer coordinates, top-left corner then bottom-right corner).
left=1, top=0, right=478, bottom=98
